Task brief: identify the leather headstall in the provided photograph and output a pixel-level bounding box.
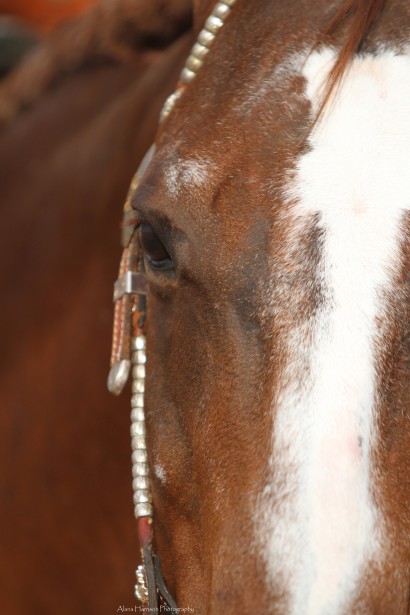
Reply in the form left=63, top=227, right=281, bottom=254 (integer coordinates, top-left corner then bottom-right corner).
left=107, top=0, right=238, bottom=610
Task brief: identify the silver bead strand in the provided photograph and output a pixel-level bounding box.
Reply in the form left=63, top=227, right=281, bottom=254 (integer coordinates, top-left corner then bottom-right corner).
left=130, top=334, right=153, bottom=519
left=160, top=0, right=237, bottom=121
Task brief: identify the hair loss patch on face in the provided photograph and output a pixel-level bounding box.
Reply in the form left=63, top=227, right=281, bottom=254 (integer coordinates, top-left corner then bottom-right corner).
left=153, top=463, right=166, bottom=484
left=164, top=156, right=212, bottom=197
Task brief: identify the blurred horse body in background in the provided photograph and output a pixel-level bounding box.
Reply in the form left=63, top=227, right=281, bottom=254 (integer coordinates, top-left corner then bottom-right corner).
left=0, top=2, right=191, bottom=613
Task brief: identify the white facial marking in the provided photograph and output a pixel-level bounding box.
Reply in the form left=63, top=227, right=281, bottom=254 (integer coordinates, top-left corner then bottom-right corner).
left=153, top=464, right=166, bottom=484
left=260, top=49, right=410, bottom=614
left=165, top=157, right=211, bottom=196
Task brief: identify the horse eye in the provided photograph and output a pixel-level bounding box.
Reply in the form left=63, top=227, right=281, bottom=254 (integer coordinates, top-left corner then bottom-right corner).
left=139, top=222, right=173, bottom=270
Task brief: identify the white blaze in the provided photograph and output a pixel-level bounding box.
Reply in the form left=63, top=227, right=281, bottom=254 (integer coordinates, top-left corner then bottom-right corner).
left=260, top=49, right=410, bottom=614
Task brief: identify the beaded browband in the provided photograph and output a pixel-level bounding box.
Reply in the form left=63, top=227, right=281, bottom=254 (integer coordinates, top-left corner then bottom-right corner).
left=107, top=1, right=237, bottom=611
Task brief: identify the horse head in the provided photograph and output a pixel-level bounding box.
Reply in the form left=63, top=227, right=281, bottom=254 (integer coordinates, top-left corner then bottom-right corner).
left=112, top=0, right=410, bottom=612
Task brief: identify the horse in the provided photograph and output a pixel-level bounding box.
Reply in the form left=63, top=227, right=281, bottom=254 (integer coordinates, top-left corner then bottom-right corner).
left=119, top=0, right=410, bottom=613
left=0, top=3, right=192, bottom=613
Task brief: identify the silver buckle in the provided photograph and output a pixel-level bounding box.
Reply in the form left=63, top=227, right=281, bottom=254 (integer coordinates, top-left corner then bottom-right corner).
left=113, top=271, right=147, bottom=302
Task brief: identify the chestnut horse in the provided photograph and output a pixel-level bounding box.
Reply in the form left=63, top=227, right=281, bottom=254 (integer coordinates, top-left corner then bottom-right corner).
left=127, top=0, right=410, bottom=613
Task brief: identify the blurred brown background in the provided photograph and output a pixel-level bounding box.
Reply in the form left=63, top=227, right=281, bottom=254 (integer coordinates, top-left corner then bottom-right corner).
left=0, top=0, right=99, bottom=31
left=0, top=1, right=191, bottom=613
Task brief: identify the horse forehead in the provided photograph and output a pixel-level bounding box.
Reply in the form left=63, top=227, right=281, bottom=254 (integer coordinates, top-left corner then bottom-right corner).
left=162, top=44, right=410, bottom=192
left=150, top=31, right=410, bottom=249
left=156, top=52, right=312, bottom=204
left=162, top=152, right=212, bottom=197
left=297, top=48, right=410, bottom=213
